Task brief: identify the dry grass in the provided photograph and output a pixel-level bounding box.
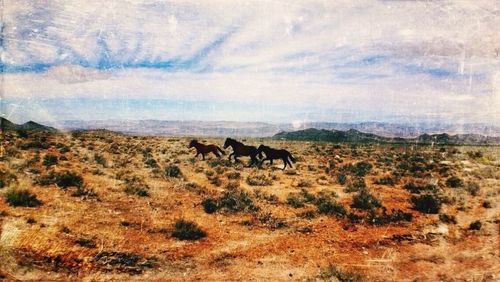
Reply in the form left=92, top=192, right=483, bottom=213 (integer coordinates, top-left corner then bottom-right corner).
left=0, top=130, right=499, bottom=280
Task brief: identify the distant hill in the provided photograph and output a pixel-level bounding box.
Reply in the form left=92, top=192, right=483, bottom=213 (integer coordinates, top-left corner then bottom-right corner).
left=273, top=128, right=500, bottom=145
left=46, top=120, right=500, bottom=137
left=0, top=118, right=58, bottom=133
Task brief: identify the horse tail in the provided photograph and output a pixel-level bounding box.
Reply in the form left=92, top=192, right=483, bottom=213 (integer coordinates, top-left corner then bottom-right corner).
left=287, top=151, right=296, bottom=163
left=216, top=146, right=226, bottom=155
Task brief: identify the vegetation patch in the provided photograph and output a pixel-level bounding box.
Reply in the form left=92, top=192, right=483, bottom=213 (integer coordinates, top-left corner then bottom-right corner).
left=315, top=196, right=346, bottom=217
left=164, top=164, right=182, bottom=177
left=246, top=174, right=273, bottom=186
left=172, top=219, right=206, bottom=240
left=317, top=264, right=362, bottom=282
left=411, top=194, right=441, bottom=214
left=4, top=189, right=42, bottom=207
left=350, top=190, right=381, bottom=210
left=34, top=171, right=84, bottom=188
left=202, top=191, right=258, bottom=214
left=93, top=251, right=157, bottom=274
left=42, top=154, right=58, bottom=167
left=446, top=176, right=464, bottom=188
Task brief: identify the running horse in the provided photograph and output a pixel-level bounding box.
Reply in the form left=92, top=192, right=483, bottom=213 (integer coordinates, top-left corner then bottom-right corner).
left=223, top=138, right=259, bottom=166
left=188, top=140, right=225, bottom=160
left=257, top=144, right=296, bottom=169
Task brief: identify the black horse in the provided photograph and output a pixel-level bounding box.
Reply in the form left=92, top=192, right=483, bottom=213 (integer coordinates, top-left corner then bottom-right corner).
left=189, top=140, right=225, bottom=160
left=223, top=138, right=259, bottom=165
left=257, top=144, right=296, bottom=169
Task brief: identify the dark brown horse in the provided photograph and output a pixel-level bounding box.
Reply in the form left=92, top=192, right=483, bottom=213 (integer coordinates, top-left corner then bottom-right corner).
left=189, top=140, right=225, bottom=160
left=257, top=144, right=296, bottom=169
left=223, top=138, right=259, bottom=165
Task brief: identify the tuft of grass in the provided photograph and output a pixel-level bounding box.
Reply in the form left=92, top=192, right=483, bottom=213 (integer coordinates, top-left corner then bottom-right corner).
left=172, top=219, right=206, bottom=240
left=4, top=189, right=42, bottom=207
left=246, top=174, right=273, bottom=186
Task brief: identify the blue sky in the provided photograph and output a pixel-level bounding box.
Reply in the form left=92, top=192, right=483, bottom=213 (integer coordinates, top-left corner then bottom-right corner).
left=1, top=0, right=499, bottom=125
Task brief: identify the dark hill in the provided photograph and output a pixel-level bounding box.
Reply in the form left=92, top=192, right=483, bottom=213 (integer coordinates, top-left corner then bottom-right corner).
left=0, top=118, right=58, bottom=133
left=274, top=128, right=499, bottom=145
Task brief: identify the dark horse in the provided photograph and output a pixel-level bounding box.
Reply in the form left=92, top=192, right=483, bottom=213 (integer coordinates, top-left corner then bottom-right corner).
left=257, top=144, right=296, bottom=169
left=223, top=138, right=259, bottom=165
left=189, top=140, right=225, bottom=160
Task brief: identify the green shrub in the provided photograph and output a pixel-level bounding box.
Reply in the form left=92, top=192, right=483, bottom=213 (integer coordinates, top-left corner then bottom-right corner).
left=300, top=189, right=316, bottom=203
left=94, top=153, right=107, bottom=166
left=201, top=198, right=218, bottom=214
left=403, top=182, right=438, bottom=194
left=35, top=171, right=83, bottom=188
left=42, top=154, right=58, bottom=167
left=4, top=189, right=42, bottom=207
left=172, top=219, right=206, bottom=240
left=315, top=196, right=346, bottom=217
left=465, top=181, right=480, bottom=196
left=55, top=171, right=83, bottom=188
left=226, top=171, right=241, bottom=179
left=411, top=194, right=441, bottom=214
left=366, top=209, right=412, bottom=225
left=336, top=172, right=347, bottom=185
left=350, top=190, right=381, bottom=210
left=165, top=165, right=181, bottom=177
left=469, top=220, right=481, bottom=230
left=439, top=213, right=457, bottom=224
left=344, top=177, right=366, bottom=193
left=218, top=191, right=258, bottom=213
left=446, top=176, right=464, bottom=188
left=144, top=158, right=158, bottom=168
left=286, top=194, right=305, bottom=208
left=374, top=176, right=395, bottom=185
left=124, top=186, right=149, bottom=197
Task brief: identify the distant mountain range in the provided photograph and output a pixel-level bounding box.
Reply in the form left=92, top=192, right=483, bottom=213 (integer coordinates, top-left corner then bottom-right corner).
left=43, top=119, right=500, bottom=138
left=1, top=118, right=58, bottom=133
left=2, top=118, right=499, bottom=144
left=273, top=128, right=500, bottom=145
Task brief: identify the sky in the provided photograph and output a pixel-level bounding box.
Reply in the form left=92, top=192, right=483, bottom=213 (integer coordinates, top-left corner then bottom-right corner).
left=1, top=0, right=499, bottom=125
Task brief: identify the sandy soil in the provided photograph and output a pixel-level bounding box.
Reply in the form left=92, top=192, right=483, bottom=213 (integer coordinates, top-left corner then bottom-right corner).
left=0, top=130, right=498, bottom=281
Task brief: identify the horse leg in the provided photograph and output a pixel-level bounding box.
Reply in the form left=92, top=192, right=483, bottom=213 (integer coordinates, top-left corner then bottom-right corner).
left=229, top=152, right=234, bottom=161
left=202, top=153, right=205, bottom=160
